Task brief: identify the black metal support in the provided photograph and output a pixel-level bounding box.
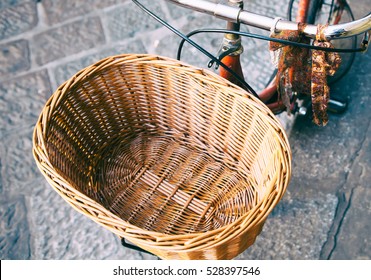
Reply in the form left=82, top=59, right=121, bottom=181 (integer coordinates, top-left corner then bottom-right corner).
left=121, top=238, right=156, bottom=256
left=327, top=97, right=348, bottom=114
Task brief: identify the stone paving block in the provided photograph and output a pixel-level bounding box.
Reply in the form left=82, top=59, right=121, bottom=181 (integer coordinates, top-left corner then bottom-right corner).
left=0, top=195, right=31, bottom=259
left=0, top=39, right=30, bottom=80
left=105, top=1, right=168, bottom=41
left=28, top=180, right=156, bottom=259
left=32, top=16, right=105, bottom=66
left=290, top=123, right=365, bottom=194
left=236, top=193, right=338, bottom=259
left=243, top=0, right=288, bottom=18
left=53, top=40, right=146, bottom=86
left=0, top=157, right=3, bottom=193
left=0, top=1, right=38, bottom=40
left=347, top=0, right=369, bottom=19
left=42, top=0, right=127, bottom=25
left=0, top=0, right=28, bottom=10
left=165, top=0, right=198, bottom=20
left=331, top=186, right=371, bottom=259
left=1, top=127, right=41, bottom=193
left=330, top=125, right=371, bottom=259
left=0, top=70, right=51, bottom=132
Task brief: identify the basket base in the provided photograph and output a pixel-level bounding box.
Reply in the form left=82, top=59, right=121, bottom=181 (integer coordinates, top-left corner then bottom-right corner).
left=93, top=133, right=256, bottom=236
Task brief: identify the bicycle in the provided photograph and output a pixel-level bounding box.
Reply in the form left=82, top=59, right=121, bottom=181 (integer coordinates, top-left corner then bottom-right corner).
left=133, top=0, right=370, bottom=124
left=115, top=0, right=370, bottom=256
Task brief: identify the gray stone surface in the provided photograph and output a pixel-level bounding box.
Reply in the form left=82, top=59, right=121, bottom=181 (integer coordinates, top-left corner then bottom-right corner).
left=28, top=180, right=155, bottom=260
left=0, top=1, right=34, bottom=10
left=236, top=193, right=338, bottom=260
left=42, top=0, right=126, bottom=25
left=32, top=16, right=105, bottom=65
left=104, top=1, right=168, bottom=41
left=0, top=1, right=21, bottom=9
left=0, top=39, right=30, bottom=79
left=331, top=187, right=371, bottom=260
left=348, top=0, right=370, bottom=19
left=1, top=127, right=41, bottom=193
left=0, top=1, right=38, bottom=40
left=0, top=196, right=31, bottom=259
left=53, top=40, right=146, bottom=86
left=165, top=0, right=197, bottom=19
left=329, top=122, right=371, bottom=259
left=243, top=0, right=288, bottom=17
left=0, top=157, right=3, bottom=193
left=0, top=70, right=51, bottom=132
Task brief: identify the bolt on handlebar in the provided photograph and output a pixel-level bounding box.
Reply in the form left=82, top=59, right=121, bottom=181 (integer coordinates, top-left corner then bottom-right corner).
left=165, top=0, right=371, bottom=40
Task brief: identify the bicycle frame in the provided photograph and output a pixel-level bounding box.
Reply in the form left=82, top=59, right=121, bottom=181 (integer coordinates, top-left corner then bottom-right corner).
left=297, top=0, right=311, bottom=22
left=218, top=1, right=245, bottom=90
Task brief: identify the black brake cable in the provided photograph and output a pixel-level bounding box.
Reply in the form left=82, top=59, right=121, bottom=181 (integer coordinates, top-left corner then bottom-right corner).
left=177, top=28, right=367, bottom=60
left=132, top=0, right=258, bottom=98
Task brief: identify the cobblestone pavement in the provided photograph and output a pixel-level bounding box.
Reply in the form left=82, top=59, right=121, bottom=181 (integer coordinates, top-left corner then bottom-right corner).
left=0, top=0, right=370, bottom=260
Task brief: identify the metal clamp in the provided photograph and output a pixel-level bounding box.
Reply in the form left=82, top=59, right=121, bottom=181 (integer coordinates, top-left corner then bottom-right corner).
left=361, top=30, right=370, bottom=52
left=271, top=17, right=283, bottom=34
left=208, top=36, right=243, bottom=69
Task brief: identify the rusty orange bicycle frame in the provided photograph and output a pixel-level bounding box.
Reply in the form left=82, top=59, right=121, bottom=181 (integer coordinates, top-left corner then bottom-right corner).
left=220, top=0, right=311, bottom=113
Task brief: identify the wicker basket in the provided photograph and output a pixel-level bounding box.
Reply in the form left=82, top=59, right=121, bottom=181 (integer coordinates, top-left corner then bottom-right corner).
left=33, top=54, right=291, bottom=260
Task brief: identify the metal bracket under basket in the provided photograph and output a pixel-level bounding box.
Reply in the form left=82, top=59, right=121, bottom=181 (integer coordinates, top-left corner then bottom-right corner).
left=121, top=238, right=156, bottom=256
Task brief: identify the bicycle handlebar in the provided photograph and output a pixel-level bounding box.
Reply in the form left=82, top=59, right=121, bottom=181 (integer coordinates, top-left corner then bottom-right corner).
left=165, top=0, right=371, bottom=39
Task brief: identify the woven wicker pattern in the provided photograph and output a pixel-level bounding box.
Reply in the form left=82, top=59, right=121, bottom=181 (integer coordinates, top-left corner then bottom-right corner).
left=33, top=54, right=291, bottom=259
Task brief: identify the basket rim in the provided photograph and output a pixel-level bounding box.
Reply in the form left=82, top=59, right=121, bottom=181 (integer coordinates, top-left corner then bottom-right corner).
left=32, top=53, right=292, bottom=252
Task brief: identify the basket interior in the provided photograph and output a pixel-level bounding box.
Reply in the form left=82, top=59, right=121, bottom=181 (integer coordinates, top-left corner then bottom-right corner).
left=93, top=133, right=261, bottom=234
left=44, top=57, right=286, bottom=235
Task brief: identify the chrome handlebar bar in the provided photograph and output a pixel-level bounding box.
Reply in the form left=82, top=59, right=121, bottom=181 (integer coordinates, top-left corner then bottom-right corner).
left=165, top=0, right=371, bottom=40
